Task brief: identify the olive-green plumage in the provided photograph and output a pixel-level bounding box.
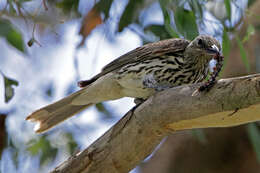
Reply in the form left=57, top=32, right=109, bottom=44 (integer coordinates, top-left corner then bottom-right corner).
left=26, top=35, right=221, bottom=133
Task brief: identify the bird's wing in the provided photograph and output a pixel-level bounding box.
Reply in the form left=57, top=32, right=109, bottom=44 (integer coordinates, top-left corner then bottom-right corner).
left=80, top=38, right=190, bottom=86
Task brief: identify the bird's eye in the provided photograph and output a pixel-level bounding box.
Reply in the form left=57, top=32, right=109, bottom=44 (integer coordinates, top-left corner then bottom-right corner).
left=198, top=39, right=203, bottom=46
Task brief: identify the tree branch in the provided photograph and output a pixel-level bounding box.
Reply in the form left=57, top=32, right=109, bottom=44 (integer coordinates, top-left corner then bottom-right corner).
left=50, top=73, right=260, bottom=173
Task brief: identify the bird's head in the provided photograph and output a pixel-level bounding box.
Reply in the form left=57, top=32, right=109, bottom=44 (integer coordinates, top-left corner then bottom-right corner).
left=184, top=35, right=221, bottom=64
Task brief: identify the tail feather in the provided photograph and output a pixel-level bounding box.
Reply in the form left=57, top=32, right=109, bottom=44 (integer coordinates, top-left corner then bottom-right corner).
left=26, top=88, right=92, bottom=133
left=26, top=73, right=123, bottom=133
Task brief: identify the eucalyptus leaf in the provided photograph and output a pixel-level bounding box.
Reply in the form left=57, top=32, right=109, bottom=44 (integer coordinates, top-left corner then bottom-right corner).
left=222, top=29, right=231, bottom=59
left=3, top=74, right=19, bottom=103
left=95, top=0, right=114, bottom=20
left=247, top=123, right=260, bottom=163
left=56, top=0, right=80, bottom=14
left=65, top=133, right=78, bottom=155
left=189, top=0, right=203, bottom=19
left=159, top=0, right=179, bottom=38
left=27, top=136, right=58, bottom=166
left=174, top=7, right=198, bottom=40
left=144, top=24, right=171, bottom=40
left=242, top=24, right=255, bottom=43
left=95, top=103, right=111, bottom=117
left=224, top=0, right=231, bottom=21
left=0, top=19, right=25, bottom=52
left=118, top=0, right=144, bottom=32
left=248, top=0, right=256, bottom=7
left=236, top=36, right=250, bottom=72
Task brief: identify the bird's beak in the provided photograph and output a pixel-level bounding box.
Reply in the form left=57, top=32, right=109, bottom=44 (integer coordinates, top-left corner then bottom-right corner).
left=206, top=44, right=220, bottom=54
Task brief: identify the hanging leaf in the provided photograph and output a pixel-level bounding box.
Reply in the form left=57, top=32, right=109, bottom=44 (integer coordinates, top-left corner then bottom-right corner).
left=222, top=29, right=231, bottom=59
left=64, top=133, right=78, bottom=155
left=27, top=136, right=58, bottom=166
left=248, top=0, right=256, bottom=7
left=0, top=19, right=25, bottom=52
left=95, top=0, right=114, bottom=20
left=56, top=0, right=80, bottom=15
left=95, top=103, right=112, bottom=118
left=8, top=139, right=19, bottom=168
left=118, top=0, right=144, bottom=32
left=224, top=0, right=231, bottom=21
left=6, top=29, right=24, bottom=52
left=247, top=123, right=260, bottom=163
left=242, top=24, right=255, bottom=43
left=144, top=24, right=171, bottom=40
left=159, top=0, right=179, bottom=38
left=3, top=74, right=19, bottom=103
left=174, top=7, right=198, bottom=40
left=189, top=0, right=203, bottom=19
left=236, top=35, right=250, bottom=72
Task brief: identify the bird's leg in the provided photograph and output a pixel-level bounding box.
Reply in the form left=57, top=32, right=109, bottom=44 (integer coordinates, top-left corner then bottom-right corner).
left=142, top=74, right=170, bottom=91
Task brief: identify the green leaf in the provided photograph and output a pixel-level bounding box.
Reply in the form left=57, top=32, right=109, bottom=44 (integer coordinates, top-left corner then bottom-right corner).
left=248, top=0, right=256, bottom=7
left=6, top=29, right=24, bottom=52
left=118, top=0, right=144, bottom=32
left=189, top=0, right=203, bottom=19
left=224, top=0, right=231, bottom=21
left=7, top=1, right=16, bottom=14
left=95, top=103, right=112, bottom=118
left=144, top=24, right=171, bottom=40
left=27, top=136, right=58, bottom=165
left=65, top=133, right=78, bottom=155
left=256, top=24, right=260, bottom=31
left=247, top=123, right=260, bottom=163
left=95, top=0, right=114, bottom=20
left=3, top=74, right=19, bottom=103
left=159, top=0, right=179, bottom=38
left=222, top=29, right=231, bottom=58
left=236, top=35, right=250, bottom=72
left=242, top=24, right=255, bottom=43
left=174, top=7, right=198, bottom=40
left=56, top=0, right=80, bottom=14
left=0, top=19, right=25, bottom=52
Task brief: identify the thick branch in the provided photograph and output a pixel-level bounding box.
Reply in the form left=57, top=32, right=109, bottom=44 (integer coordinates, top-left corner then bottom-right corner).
left=50, top=73, right=260, bottom=173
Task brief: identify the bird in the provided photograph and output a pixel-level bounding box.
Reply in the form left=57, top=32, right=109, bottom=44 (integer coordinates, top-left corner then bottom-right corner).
left=26, top=35, right=221, bottom=133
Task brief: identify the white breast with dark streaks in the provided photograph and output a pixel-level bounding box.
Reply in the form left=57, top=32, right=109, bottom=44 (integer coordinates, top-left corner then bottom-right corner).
left=115, top=55, right=209, bottom=99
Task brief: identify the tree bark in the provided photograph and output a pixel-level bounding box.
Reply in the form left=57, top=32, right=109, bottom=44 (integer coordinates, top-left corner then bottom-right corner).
left=50, top=73, right=260, bottom=173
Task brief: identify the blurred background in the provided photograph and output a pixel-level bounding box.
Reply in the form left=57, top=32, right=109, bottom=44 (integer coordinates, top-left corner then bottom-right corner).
left=0, top=0, right=259, bottom=172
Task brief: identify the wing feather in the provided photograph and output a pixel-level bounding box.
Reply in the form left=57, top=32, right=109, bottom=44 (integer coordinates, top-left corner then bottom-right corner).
left=81, top=38, right=190, bottom=86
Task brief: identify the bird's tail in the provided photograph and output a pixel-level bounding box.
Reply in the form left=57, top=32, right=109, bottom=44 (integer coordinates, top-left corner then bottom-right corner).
left=26, top=88, right=92, bottom=133
left=26, top=73, right=124, bottom=133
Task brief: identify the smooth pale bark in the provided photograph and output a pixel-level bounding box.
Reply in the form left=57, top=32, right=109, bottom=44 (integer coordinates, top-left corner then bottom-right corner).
left=50, top=73, right=260, bottom=173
